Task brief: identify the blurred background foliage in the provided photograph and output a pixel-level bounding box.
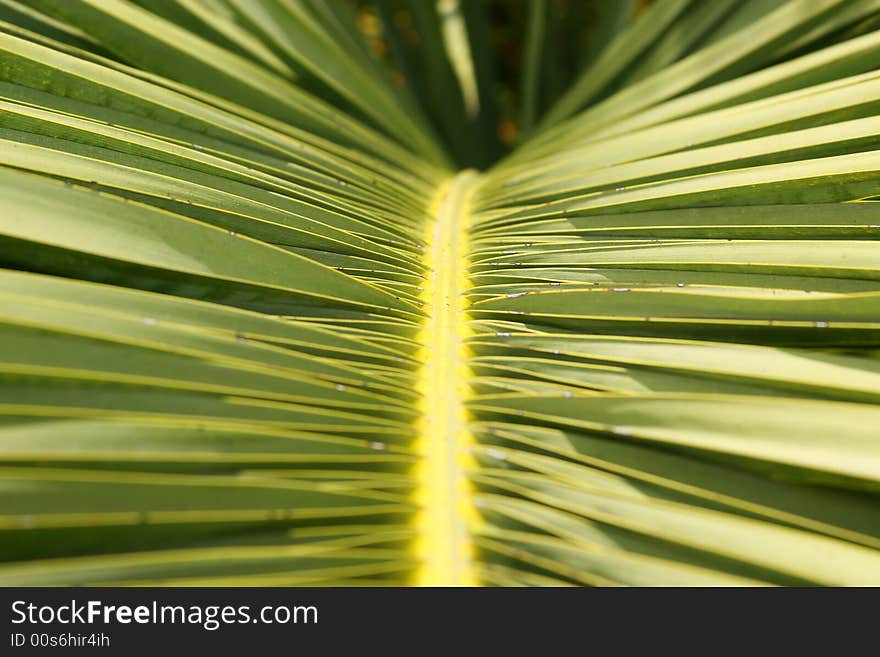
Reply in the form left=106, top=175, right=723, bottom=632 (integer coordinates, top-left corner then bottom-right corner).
left=349, top=0, right=880, bottom=168
left=353, top=0, right=645, bottom=166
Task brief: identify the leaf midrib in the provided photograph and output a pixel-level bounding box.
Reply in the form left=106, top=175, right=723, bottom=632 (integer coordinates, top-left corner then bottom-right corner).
left=413, top=170, right=481, bottom=586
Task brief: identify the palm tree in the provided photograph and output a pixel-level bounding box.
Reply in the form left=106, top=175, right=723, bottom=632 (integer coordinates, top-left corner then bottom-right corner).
left=0, top=0, right=879, bottom=586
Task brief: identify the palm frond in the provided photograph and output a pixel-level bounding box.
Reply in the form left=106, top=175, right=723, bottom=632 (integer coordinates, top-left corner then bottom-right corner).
left=0, top=0, right=878, bottom=586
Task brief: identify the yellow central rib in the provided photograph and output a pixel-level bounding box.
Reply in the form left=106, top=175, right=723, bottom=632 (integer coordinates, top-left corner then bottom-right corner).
left=414, top=170, right=481, bottom=586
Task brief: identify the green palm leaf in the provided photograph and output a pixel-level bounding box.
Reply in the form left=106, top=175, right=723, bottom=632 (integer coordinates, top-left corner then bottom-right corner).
left=0, top=0, right=878, bottom=586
